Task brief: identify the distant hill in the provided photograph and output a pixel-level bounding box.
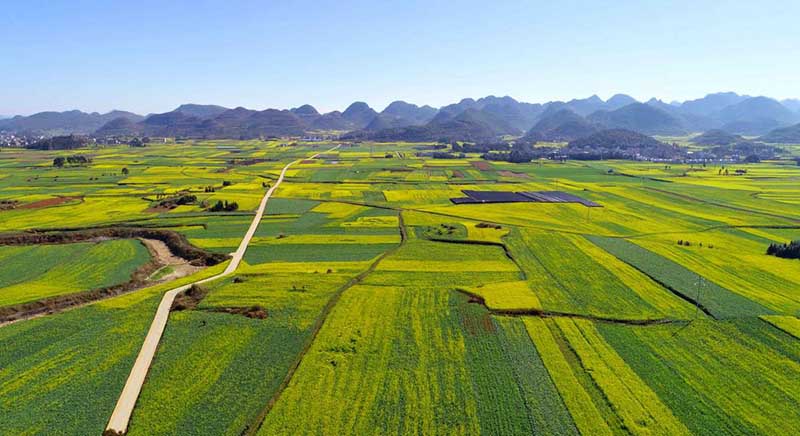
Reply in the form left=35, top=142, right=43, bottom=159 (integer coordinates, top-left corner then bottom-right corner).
left=173, top=104, right=229, bottom=119
left=95, top=117, right=143, bottom=136
left=0, top=110, right=143, bottom=135
left=478, top=96, right=543, bottom=131
left=380, top=101, right=437, bottom=125
left=523, top=109, right=598, bottom=142
left=716, top=97, right=797, bottom=135
left=759, top=123, right=800, bottom=143
left=365, top=114, right=412, bottom=131
left=646, top=98, right=677, bottom=113
left=290, top=104, right=321, bottom=125
left=435, top=96, right=542, bottom=131
left=681, top=92, right=749, bottom=116
left=98, top=107, right=306, bottom=138
left=544, top=94, right=638, bottom=117
left=15, top=92, right=800, bottom=141
left=691, top=129, right=743, bottom=146
left=566, top=129, right=680, bottom=159
left=605, top=94, right=639, bottom=111
left=562, top=95, right=605, bottom=116
left=782, top=99, right=800, bottom=113
left=341, top=102, right=378, bottom=129
left=587, top=103, right=687, bottom=135
left=347, top=107, right=519, bottom=142
left=309, top=111, right=353, bottom=130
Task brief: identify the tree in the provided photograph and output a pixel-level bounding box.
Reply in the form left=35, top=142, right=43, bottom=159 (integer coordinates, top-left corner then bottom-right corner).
left=53, top=157, right=66, bottom=167
left=121, top=167, right=129, bottom=175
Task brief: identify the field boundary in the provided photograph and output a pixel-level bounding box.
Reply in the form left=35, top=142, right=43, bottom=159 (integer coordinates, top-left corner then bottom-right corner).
left=425, top=237, right=527, bottom=280
left=456, top=289, right=684, bottom=326
left=242, top=211, right=408, bottom=436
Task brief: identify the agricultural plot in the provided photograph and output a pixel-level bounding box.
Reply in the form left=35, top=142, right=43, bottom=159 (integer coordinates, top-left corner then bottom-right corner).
left=588, top=236, right=776, bottom=318
left=597, top=319, right=800, bottom=434
left=505, top=229, right=696, bottom=319
left=0, top=239, right=151, bottom=307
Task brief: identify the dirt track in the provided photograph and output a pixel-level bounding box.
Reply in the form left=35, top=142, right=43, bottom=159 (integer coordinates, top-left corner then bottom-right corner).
left=105, top=147, right=337, bottom=435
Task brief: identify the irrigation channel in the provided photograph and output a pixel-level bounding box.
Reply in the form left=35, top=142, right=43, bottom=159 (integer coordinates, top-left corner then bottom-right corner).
left=104, top=146, right=338, bottom=435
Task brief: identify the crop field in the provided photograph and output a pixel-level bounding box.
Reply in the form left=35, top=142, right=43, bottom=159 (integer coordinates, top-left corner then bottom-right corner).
left=0, top=239, right=150, bottom=307
left=1, top=140, right=799, bottom=435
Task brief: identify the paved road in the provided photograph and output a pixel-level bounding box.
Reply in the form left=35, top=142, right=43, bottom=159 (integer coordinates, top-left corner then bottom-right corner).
left=105, top=147, right=336, bottom=435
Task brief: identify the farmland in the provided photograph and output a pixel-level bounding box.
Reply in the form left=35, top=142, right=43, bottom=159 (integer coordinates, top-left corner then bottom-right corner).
left=0, top=139, right=799, bottom=435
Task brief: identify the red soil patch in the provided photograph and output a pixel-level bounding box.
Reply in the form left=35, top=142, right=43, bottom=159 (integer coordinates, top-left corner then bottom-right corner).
left=18, top=196, right=82, bottom=210
left=301, top=159, right=316, bottom=164
left=470, top=161, right=491, bottom=171
left=452, top=170, right=465, bottom=178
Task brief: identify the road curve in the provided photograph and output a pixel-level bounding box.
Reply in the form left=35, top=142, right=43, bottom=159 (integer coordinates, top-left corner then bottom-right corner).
left=105, top=146, right=337, bottom=435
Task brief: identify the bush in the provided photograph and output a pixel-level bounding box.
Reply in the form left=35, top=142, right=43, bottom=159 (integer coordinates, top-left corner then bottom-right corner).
left=209, top=200, right=239, bottom=212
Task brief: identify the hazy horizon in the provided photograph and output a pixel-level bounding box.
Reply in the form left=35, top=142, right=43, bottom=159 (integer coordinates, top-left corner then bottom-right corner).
left=2, top=0, right=799, bottom=115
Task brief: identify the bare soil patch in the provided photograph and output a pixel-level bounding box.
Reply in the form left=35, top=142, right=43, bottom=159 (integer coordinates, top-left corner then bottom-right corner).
left=17, top=195, right=82, bottom=210
left=141, top=239, right=201, bottom=281
left=470, top=161, right=491, bottom=171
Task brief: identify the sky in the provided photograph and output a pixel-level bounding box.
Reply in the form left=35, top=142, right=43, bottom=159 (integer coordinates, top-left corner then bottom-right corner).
left=1, top=0, right=799, bottom=116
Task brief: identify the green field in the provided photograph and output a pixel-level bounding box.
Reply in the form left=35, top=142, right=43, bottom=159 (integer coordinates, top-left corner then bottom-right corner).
left=0, top=239, right=151, bottom=307
left=1, top=140, right=799, bottom=435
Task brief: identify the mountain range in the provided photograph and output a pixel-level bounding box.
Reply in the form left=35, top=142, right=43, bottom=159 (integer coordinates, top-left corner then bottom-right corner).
left=3, top=92, right=800, bottom=142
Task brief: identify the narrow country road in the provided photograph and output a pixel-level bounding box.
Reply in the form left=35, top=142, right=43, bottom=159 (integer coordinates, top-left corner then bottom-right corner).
left=105, top=146, right=337, bottom=435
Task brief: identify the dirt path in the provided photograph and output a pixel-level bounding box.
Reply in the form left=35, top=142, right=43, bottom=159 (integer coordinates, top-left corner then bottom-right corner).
left=105, top=146, right=338, bottom=435
left=140, top=239, right=200, bottom=282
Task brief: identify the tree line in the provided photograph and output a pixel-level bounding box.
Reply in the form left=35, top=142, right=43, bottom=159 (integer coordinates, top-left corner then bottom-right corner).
left=767, top=240, right=800, bottom=259
left=53, top=155, right=91, bottom=167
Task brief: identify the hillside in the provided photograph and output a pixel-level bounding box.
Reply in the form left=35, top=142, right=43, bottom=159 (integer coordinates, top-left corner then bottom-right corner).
left=716, top=97, right=797, bottom=134
left=435, top=96, right=542, bottom=132
left=95, top=117, right=143, bottom=136
left=309, top=111, right=353, bottom=130
left=173, top=104, right=229, bottom=119
left=341, top=102, right=378, bottom=129
left=690, top=129, right=744, bottom=145
left=380, top=101, right=437, bottom=125
left=681, top=92, right=749, bottom=116
left=365, top=114, right=412, bottom=131
left=524, top=109, right=598, bottom=142
left=98, top=107, right=307, bottom=138
left=759, top=123, right=800, bottom=143
left=348, top=107, right=519, bottom=142
left=290, top=105, right=322, bottom=125
left=587, top=103, right=687, bottom=135
left=566, top=129, right=679, bottom=159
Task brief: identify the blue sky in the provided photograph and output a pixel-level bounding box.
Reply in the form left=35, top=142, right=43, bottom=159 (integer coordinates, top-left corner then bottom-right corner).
left=1, top=0, right=798, bottom=115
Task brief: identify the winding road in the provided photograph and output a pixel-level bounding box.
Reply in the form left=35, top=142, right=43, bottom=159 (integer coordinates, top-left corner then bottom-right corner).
left=105, top=146, right=337, bottom=435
